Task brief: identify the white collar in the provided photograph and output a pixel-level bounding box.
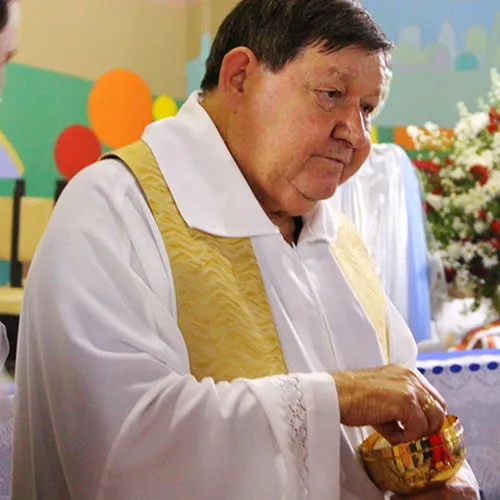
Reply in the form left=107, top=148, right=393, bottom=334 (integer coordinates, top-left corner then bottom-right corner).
left=300, top=202, right=339, bottom=245
left=143, top=92, right=338, bottom=243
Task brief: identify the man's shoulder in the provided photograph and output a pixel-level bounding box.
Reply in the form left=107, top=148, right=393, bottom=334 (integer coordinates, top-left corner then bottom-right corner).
left=63, top=157, right=143, bottom=208
left=48, top=157, right=152, bottom=241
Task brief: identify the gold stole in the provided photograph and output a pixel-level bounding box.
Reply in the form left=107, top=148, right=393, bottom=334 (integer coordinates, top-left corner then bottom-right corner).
left=331, top=214, right=390, bottom=361
left=105, top=141, right=388, bottom=382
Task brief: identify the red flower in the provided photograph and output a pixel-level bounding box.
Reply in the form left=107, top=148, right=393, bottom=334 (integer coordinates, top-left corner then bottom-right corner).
left=423, top=201, right=434, bottom=214
left=414, top=159, right=441, bottom=175
left=432, top=186, right=443, bottom=195
left=487, top=122, right=498, bottom=134
left=492, top=238, right=500, bottom=250
left=491, top=220, right=500, bottom=235
left=444, top=268, right=457, bottom=283
left=478, top=209, right=488, bottom=220
left=470, top=164, right=490, bottom=186
left=488, top=107, right=500, bottom=133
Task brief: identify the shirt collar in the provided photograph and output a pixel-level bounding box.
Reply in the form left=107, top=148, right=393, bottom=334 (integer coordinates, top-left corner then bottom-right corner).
left=142, top=91, right=339, bottom=243
left=142, top=92, right=278, bottom=238
left=300, top=201, right=339, bottom=245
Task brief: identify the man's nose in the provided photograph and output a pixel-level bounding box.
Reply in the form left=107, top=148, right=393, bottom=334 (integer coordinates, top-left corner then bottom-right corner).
left=332, top=105, right=370, bottom=150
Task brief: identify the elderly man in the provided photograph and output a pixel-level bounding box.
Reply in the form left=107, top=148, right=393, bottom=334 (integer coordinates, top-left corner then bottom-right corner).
left=13, top=0, right=479, bottom=498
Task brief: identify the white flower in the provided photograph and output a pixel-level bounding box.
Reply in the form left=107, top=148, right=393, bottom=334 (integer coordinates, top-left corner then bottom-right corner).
left=471, top=112, right=489, bottom=133
left=455, top=111, right=489, bottom=138
left=490, top=68, right=500, bottom=106
left=426, top=193, right=444, bottom=210
left=456, top=268, right=472, bottom=292
left=492, top=131, right=500, bottom=152
left=484, top=170, right=500, bottom=193
left=473, top=221, right=487, bottom=233
left=452, top=217, right=464, bottom=232
left=424, top=122, right=440, bottom=135
left=407, top=125, right=420, bottom=140
left=457, top=102, right=469, bottom=118
left=483, top=255, right=499, bottom=268
left=476, top=150, right=494, bottom=169
left=448, top=167, right=467, bottom=180
left=410, top=69, right=500, bottom=318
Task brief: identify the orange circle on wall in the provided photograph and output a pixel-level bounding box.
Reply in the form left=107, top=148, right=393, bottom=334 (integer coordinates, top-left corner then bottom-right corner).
left=54, top=125, right=102, bottom=179
left=88, top=69, right=153, bottom=149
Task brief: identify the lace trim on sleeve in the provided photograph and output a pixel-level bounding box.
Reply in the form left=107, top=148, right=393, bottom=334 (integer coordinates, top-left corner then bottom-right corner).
left=275, top=375, right=309, bottom=499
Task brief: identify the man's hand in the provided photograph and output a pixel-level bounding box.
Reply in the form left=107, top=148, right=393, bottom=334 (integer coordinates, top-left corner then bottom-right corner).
left=391, top=466, right=480, bottom=499
left=332, top=364, right=446, bottom=444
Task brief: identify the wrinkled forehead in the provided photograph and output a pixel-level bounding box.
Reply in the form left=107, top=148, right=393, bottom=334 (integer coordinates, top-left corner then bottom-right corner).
left=299, top=44, right=391, bottom=89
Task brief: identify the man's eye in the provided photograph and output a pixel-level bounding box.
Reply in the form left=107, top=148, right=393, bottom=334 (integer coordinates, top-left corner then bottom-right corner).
left=362, top=104, right=375, bottom=115
left=321, top=90, right=342, bottom=100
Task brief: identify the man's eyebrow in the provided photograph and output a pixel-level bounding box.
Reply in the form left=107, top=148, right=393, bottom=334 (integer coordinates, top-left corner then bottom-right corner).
left=323, top=67, right=351, bottom=81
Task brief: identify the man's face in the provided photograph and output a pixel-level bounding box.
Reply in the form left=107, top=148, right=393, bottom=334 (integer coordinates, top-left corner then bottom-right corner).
left=228, top=44, right=387, bottom=218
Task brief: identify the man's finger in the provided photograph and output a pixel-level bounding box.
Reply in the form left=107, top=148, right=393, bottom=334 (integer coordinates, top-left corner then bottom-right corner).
left=416, top=371, right=447, bottom=412
left=419, top=393, right=446, bottom=435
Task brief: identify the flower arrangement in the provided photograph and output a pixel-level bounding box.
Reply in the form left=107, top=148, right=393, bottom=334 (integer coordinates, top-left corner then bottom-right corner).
left=408, top=69, right=500, bottom=317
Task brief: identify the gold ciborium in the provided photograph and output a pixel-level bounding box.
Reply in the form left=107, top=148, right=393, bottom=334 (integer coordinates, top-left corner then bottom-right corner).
left=359, top=415, right=466, bottom=496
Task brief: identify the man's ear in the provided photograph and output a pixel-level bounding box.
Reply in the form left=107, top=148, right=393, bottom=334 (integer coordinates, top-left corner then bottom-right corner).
left=217, top=47, right=259, bottom=100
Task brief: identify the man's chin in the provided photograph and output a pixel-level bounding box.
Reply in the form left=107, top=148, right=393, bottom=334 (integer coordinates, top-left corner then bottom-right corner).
left=286, top=194, right=325, bottom=217
left=277, top=183, right=338, bottom=216
left=300, top=185, right=338, bottom=203
left=292, top=175, right=341, bottom=202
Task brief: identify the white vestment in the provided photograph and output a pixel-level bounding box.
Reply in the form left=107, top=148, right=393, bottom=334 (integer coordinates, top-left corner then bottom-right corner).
left=328, top=144, right=410, bottom=322
left=13, top=94, right=475, bottom=499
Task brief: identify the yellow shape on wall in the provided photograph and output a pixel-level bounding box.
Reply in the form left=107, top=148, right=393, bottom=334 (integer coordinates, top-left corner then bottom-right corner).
left=153, top=95, right=178, bottom=121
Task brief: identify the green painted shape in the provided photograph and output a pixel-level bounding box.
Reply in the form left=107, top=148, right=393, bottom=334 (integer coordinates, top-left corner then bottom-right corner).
left=0, top=65, right=185, bottom=283
left=0, top=179, right=13, bottom=196
left=454, top=52, right=480, bottom=72
left=0, top=63, right=93, bottom=197
left=0, top=261, right=8, bottom=286
left=376, top=126, right=394, bottom=144
left=0, top=65, right=93, bottom=283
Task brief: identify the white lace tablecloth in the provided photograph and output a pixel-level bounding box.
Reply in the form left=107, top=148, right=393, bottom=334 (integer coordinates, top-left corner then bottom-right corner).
left=417, top=349, right=500, bottom=500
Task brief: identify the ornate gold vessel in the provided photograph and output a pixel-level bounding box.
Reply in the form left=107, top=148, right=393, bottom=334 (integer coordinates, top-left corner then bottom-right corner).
left=359, top=415, right=466, bottom=495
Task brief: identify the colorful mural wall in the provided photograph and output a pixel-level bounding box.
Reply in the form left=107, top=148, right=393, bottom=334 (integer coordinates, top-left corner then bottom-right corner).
left=0, top=0, right=238, bottom=197
left=364, top=0, right=500, bottom=128
left=0, top=0, right=498, bottom=283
